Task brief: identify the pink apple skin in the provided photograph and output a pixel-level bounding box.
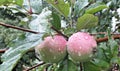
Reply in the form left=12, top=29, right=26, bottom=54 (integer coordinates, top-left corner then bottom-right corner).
left=67, top=32, right=97, bottom=62
left=35, top=35, right=67, bottom=63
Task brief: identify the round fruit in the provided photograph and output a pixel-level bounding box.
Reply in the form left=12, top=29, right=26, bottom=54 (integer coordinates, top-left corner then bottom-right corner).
left=67, top=32, right=97, bottom=62
left=35, top=35, right=67, bottom=63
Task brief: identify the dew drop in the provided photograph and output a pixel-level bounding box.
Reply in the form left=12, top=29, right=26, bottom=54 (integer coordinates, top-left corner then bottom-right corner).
left=85, top=36, right=88, bottom=40
left=58, top=48, right=61, bottom=51
left=79, top=46, right=82, bottom=49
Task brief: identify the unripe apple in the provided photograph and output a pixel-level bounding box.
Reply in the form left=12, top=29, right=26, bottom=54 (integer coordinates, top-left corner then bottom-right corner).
left=35, top=35, right=67, bottom=63
left=67, top=32, right=97, bottom=62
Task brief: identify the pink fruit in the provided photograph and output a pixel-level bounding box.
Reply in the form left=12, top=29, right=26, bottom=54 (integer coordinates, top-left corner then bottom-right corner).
left=67, top=32, right=97, bottom=62
left=35, top=35, right=67, bottom=63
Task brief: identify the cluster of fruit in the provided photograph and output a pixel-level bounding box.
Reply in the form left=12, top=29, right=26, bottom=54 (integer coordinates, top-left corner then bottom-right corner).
left=35, top=32, right=97, bottom=63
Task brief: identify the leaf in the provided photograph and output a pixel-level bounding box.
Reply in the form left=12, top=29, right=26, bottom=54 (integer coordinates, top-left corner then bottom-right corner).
left=46, top=0, right=70, bottom=17
left=30, top=0, right=43, bottom=13
left=51, top=12, right=61, bottom=30
left=7, top=0, right=13, bottom=2
left=76, top=14, right=98, bottom=30
left=23, top=0, right=43, bottom=13
left=15, top=0, right=23, bottom=6
left=108, top=39, right=119, bottom=57
left=85, top=2, right=108, bottom=14
left=29, top=8, right=52, bottom=32
left=57, top=60, right=77, bottom=71
left=0, top=54, right=21, bottom=71
left=64, top=27, right=76, bottom=36
left=0, top=0, right=6, bottom=4
left=84, top=61, right=101, bottom=71
left=0, top=8, right=52, bottom=71
left=93, top=59, right=110, bottom=69
left=0, top=0, right=8, bottom=5
left=74, top=0, right=89, bottom=16
left=68, top=60, right=77, bottom=71
left=0, top=34, right=42, bottom=71
left=110, top=57, right=120, bottom=64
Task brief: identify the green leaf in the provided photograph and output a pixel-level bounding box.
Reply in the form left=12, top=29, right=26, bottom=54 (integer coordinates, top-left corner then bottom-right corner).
left=0, top=0, right=7, bottom=5
left=15, top=0, right=23, bottom=6
left=0, top=0, right=6, bottom=4
left=46, top=0, right=70, bottom=17
left=0, top=8, right=52, bottom=71
left=29, top=8, right=52, bottom=32
left=0, top=54, right=21, bottom=71
left=76, top=14, right=98, bottom=30
left=74, top=0, right=89, bottom=16
left=84, top=61, right=101, bottom=71
left=30, top=0, right=43, bottom=13
left=64, top=27, right=76, bottom=37
left=110, top=57, right=120, bottom=64
left=7, top=0, right=13, bottom=2
left=23, top=0, right=43, bottom=13
left=0, top=34, right=42, bottom=71
left=68, top=60, right=77, bottom=71
left=93, top=59, right=110, bottom=69
left=57, top=60, right=77, bottom=71
left=108, top=39, right=119, bottom=57
left=51, top=12, right=61, bottom=30
left=85, top=2, right=108, bottom=14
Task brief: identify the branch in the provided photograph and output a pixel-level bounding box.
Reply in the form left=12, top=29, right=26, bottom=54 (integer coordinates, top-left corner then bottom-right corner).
left=28, top=0, right=33, bottom=14
left=0, top=22, right=39, bottom=34
left=96, top=35, right=120, bottom=43
left=0, top=48, right=8, bottom=53
left=91, top=32, right=120, bottom=35
left=51, top=26, right=68, bottom=40
left=24, top=61, right=45, bottom=71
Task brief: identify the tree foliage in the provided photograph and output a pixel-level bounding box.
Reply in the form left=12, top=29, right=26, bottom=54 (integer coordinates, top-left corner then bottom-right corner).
left=0, top=0, right=120, bottom=71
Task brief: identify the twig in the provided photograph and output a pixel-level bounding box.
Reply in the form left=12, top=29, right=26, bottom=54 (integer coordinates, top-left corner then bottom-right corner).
left=0, top=22, right=39, bottom=34
left=51, top=26, right=68, bottom=39
left=0, top=48, right=8, bottom=53
left=25, top=61, right=45, bottom=71
left=96, top=35, right=120, bottom=43
left=28, top=0, right=33, bottom=14
left=91, top=32, right=120, bottom=36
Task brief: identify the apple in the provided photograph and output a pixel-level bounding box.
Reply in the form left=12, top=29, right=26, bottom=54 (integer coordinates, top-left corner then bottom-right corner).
left=35, top=35, right=67, bottom=63
left=67, top=32, right=97, bottom=62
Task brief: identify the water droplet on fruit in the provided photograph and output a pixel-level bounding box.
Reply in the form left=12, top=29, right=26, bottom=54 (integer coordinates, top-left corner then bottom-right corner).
left=78, top=52, right=81, bottom=56
left=79, top=46, right=82, bottom=49
left=58, top=48, right=61, bottom=51
left=85, top=36, right=88, bottom=40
